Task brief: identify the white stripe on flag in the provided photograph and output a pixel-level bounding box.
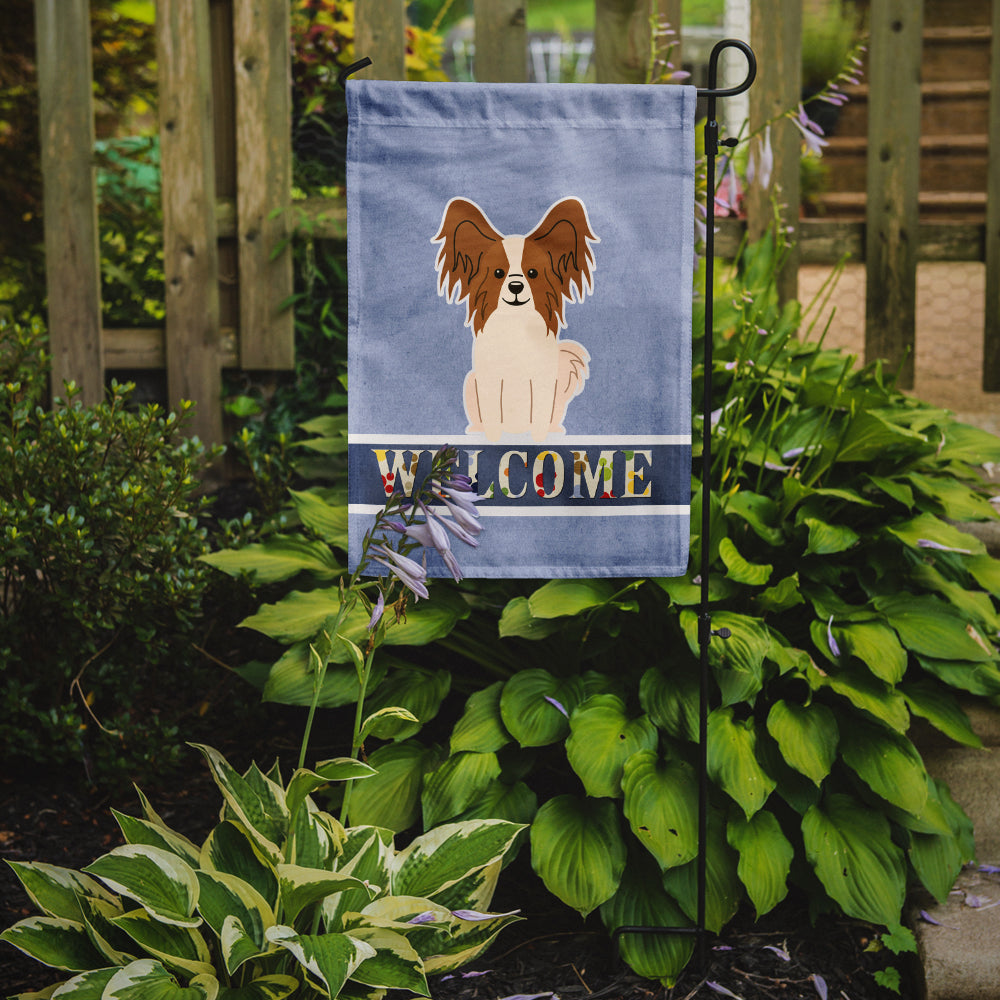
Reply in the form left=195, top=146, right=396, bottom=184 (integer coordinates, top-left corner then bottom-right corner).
left=347, top=434, right=691, bottom=446
left=349, top=504, right=689, bottom=517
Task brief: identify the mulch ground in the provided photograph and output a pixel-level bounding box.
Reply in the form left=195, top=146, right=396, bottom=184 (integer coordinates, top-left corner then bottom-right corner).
left=1, top=735, right=913, bottom=1000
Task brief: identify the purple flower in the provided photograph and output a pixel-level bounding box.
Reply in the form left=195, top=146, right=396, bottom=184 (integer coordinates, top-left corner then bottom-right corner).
left=812, top=974, right=828, bottom=1000
left=371, top=543, right=429, bottom=600
left=706, top=983, right=742, bottom=999
left=747, top=125, right=774, bottom=190
left=439, top=494, right=482, bottom=537
left=763, top=944, right=790, bottom=961
left=917, top=538, right=973, bottom=554
left=367, top=591, right=385, bottom=631
left=407, top=911, right=438, bottom=925
left=544, top=695, right=569, bottom=718
left=827, top=616, right=841, bottom=658
left=451, top=908, right=520, bottom=921
left=791, top=104, right=829, bottom=156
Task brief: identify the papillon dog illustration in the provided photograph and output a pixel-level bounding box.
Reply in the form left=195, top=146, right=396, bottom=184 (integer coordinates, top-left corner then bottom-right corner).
left=433, top=197, right=598, bottom=442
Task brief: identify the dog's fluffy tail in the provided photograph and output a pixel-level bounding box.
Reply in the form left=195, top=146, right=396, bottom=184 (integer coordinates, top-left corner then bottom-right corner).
left=558, top=340, right=590, bottom=401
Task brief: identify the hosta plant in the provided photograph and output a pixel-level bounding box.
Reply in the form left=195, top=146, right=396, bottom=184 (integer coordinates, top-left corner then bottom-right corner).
left=1, top=743, right=523, bottom=999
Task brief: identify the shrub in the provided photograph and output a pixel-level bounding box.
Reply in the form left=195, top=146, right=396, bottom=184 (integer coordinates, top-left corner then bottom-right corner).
left=0, top=317, right=220, bottom=783
left=1, top=743, right=524, bottom=997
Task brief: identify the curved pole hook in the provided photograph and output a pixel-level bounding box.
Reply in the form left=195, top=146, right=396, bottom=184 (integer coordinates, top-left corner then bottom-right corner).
left=697, top=38, right=756, bottom=99
left=338, top=56, right=373, bottom=90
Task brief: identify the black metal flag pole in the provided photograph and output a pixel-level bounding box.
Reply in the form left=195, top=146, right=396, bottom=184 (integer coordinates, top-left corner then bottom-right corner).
left=339, top=41, right=758, bottom=974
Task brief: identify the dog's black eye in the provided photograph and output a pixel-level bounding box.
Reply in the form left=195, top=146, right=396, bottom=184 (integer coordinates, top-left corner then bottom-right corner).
left=494, top=268, right=505, bottom=279
left=527, top=268, right=538, bottom=279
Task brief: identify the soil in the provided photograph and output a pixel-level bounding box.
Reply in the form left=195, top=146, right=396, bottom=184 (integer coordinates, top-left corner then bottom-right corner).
left=0, top=732, right=913, bottom=1000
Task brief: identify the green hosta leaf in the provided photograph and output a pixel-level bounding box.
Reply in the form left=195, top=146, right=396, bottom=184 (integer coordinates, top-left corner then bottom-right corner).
left=707, top=708, right=776, bottom=818
left=765, top=700, right=838, bottom=786
left=886, top=512, right=985, bottom=556
left=362, top=667, right=451, bottom=740
left=874, top=594, right=995, bottom=662
left=527, top=579, right=616, bottom=618
left=910, top=562, right=1000, bottom=632
left=599, top=853, right=694, bottom=987
left=916, top=655, right=1000, bottom=697
left=200, top=822, right=278, bottom=910
left=839, top=718, right=929, bottom=817
left=565, top=695, right=658, bottom=798
left=499, top=670, right=584, bottom=747
left=755, top=573, right=804, bottom=614
left=906, top=472, right=998, bottom=522
left=909, top=828, right=965, bottom=905
left=265, top=926, right=375, bottom=998
left=809, top=661, right=910, bottom=732
left=718, top=537, right=772, bottom=586
left=530, top=795, right=626, bottom=917
left=450, top=682, right=511, bottom=754
left=5, top=862, right=118, bottom=923
left=277, top=865, right=374, bottom=925
left=392, top=820, right=524, bottom=901
left=360, top=706, right=421, bottom=742
left=453, top=779, right=538, bottom=827
left=866, top=474, right=914, bottom=509
left=661, top=810, right=741, bottom=933
left=655, top=572, right=737, bottom=606
left=935, top=421, right=1000, bottom=464
left=835, top=621, right=907, bottom=684
left=724, top=490, right=784, bottom=545
left=260, top=643, right=387, bottom=709
left=967, top=553, right=1000, bottom=597
left=835, top=410, right=927, bottom=463
left=680, top=610, right=770, bottom=706
left=0, top=916, right=107, bottom=971
left=195, top=871, right=273, bottom=974
left=103, top=959, right=218, bottom=1000
left=497, top=596, right=564, bottom=639
left=802, top=793, right=906, bottom=926
left=639, top=663, right=699, bottom=742
left=346, top=926, right=428, bottom=994
left=803, top=517, right=859, bottom=556
left=288, top=488, right=349, bottom=547
left=111, top=909, right=214, bottom=978
left=191, top=746, right=287, bottom=862
left=727, top=811, right=793, bottom=918
left=84, top=846, right=200, bottom=928
left=347, top=740, right=442, bottom=832
left=112, top=812, right=201, bottom=868
left=901, top=680, right=983, bottom=748
left=200, top=535, right=341, bottom=584
left=421, top=751, right=502, bottom=828
left=621, top=751, right=698, bottom=871
left=216, top=975, right=299, bottom=1000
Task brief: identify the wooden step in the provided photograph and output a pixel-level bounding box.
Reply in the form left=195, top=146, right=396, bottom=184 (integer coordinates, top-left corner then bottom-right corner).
left=922, top=25, right=992, bottom=83
left=822, top=134, right=988, bottom=193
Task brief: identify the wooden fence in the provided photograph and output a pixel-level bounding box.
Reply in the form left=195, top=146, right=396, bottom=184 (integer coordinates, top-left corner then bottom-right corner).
left=33, top=0, right=1000, bottom=445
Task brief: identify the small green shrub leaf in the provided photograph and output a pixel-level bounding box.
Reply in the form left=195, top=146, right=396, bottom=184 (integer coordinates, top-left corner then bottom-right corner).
left=530, top=795, right=626, bottom=916
left=621, top=751, right=699, bottom=870
left=812, top=662, right=910, bottom=732
left=707, top=708, right=776, bottom=818
left=765, top=700, right=838, bottom=786
left=499, top=670, right=584, bottom=747
left=802, top=794, right=906, bottom=926
left=727, top=811, right=793, bottom=917
left=566, top=695, right=658, bottom=798
left=450, top=682, right=511, bottom=754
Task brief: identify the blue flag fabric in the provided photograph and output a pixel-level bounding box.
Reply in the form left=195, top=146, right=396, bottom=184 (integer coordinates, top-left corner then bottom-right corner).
left=347, top=80, right=696, bottom=578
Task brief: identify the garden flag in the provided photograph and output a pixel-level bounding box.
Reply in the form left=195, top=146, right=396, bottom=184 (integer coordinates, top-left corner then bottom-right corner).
left=346, top=80, right=696, bottom=578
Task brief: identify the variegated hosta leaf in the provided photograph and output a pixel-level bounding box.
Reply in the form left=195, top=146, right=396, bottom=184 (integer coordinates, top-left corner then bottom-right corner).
left=420, top=751, right=502, bottom=829
left=345, top=926, right=429, bottom=995
left=0, top=916, right=107, bottom=971
left=706, top=707, right=776, bottom=819
left=45, top=966, right=118, bottom=997
left=661, top=810, right=742, bottom=934
left=112, top=810, right=202, bottom=868
left=110, top=908, right=214, bottom=979
left=621, top=751, right=699, bottom=871
left=529, top=795, right=626, bottom=917
left=802, top=793, right=906, bottom=926
left=102, top=958, right=218, bottom=999
left=214, top=974, right=299, bottom=1000
left=450, top=681, right=511, bottom=754
left=765, top=700, right=838, bottom=786
left=200, top=822, right=278, bottom=910
left=195, top=871, right=274, bottom=974
left=391, top=820, right=524, bottom=901
left=323, top=829, right=393, bottom=931
left=424, top=859, right=501, bottom=915
left=499, top=669, right=585, bottom=747
left=4, top=861, right=118, bottom=922
left=288, top=802, right=344, bottom=870
left=83, top=846, right=200, bottom=928
left=422, top=907, right=522, bottom=975
left=277, top=864, right=375, bottom=925
left=265, top=926, right=375, bottom=998
left=191, top=745, right=287, bottom=863
left=285, top=760, right=375, bottom=823
left=599, top=854, right=694, bottom=987
left=77, top=894, right=136, bottom=966
left=565, top=695, right=658, bottom=799
left=727, top=810, right=793, bottom=917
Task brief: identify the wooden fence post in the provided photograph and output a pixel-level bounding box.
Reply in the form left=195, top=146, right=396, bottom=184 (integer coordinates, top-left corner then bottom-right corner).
left=474, top=0, right=527, bottom=83
left=865, top=0, right=923, bottom=389
left=354, top=0, right=407, bottom=80
left=34, top=0, right=104, bottom=405
left=983, top=0, right=1000, bottom=390
left=157, top=0, right=223, bottom=445
left=233, top=0, right=294, bottom=370
left=746, top=0, right=801, bottom=306
left=594, top=0, right=652, bottom=84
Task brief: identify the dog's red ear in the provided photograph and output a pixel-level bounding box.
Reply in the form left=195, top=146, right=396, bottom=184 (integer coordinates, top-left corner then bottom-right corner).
left=526, top=198, right=598, bottom=305
left=433, top=199, right=503, bottom=312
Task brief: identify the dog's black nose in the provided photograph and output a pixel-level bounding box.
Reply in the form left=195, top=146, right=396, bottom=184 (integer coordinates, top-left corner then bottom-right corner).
left=508, top=281, right=524, bottom=295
